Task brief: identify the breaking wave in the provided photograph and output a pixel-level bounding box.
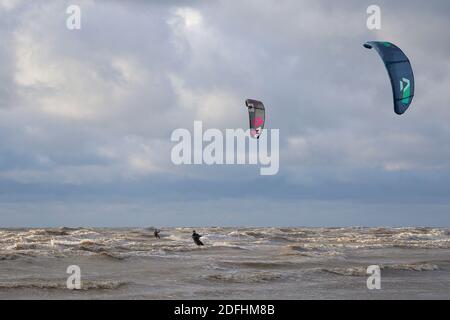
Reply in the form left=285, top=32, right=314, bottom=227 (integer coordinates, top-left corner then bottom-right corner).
left=204, top=272, right=289, bottom=283
left=320, top=263, right=440, bottom=276
left=0, top=227, right=448, bottom=261
left=0, top=280, right=128, bottom=290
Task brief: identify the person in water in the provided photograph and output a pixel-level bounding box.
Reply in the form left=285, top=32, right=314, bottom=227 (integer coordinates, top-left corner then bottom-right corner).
left=192, top=230, right=204, bottom=246
left=154, top=229, right=161, bottom=239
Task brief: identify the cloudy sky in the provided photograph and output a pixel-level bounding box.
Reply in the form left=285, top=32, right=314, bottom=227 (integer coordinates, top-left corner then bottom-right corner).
left=0, top=0, right=449, bottom=227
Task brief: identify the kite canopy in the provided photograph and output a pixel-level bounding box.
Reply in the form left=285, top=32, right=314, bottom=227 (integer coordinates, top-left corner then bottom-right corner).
left=245, top=99, right=265, bottom=139
left=364, top=41, right=414, bottom=115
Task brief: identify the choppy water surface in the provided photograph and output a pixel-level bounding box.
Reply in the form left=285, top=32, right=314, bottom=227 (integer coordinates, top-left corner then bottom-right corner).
left=0, top=227, right=449, bottom=299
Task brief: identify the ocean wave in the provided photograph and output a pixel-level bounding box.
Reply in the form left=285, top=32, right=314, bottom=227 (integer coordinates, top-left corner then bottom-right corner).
left=0, top=252, right=21, bottom=260
left=69, top=229, right=100, bottom=237
left=8, top=242, right=38, bottom=250
left=387, top=263, right=440, bottom=272
left=155, top=244, right=205, bottom=253
left=74, top=244, right=127, bottom=260
left=209, top=242, right=247, bottom=250
left=320, top=263, right=440, bottom=276
left=31, top=229, right=70, bottom=236
left=204, top=272, right=289, bottom=283
left=217, top=260, right=297, bottom=269
left=97, top=251, right=126, bottom=260
left=1, top=227, right=449, bottom=260
left=165, top=234, right=188, bottom=242
left=0, top=280, right=128, bottom=290
left=280, top=244, right=344, bottom=258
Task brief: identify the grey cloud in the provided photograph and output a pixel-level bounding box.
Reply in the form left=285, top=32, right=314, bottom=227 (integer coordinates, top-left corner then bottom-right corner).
left=0, top=0, right=449, bottom=226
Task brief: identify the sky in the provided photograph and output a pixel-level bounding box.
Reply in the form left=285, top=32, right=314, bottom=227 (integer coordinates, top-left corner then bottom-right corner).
left=0, top=0, right=450, bottom=227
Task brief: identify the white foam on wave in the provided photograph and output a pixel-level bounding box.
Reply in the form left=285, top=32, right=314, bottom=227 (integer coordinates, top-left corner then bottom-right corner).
left=1, top=227, right=449, bottom=260
left=0, top=280, right=128, bottom=290
left=320, top=263, right=440, bottom=276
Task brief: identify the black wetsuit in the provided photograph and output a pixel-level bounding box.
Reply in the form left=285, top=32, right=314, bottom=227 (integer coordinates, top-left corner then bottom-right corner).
left=154, top=230, right=161, bottom=239
left=192, top=232, right=204, bottom=246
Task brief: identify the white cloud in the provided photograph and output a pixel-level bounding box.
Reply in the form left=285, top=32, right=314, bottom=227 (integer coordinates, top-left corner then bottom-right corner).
left=0, top=0, right=22, bottom=11
left=169, top=74, right=241, bottom=126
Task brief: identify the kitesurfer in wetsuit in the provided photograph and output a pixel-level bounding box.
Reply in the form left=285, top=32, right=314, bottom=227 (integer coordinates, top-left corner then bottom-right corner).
left=192, top=230, right=204, bottom=246
left=154, top=229, right=161, bottom=239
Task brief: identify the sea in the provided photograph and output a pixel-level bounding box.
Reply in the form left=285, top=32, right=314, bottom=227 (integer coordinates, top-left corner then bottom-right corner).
left=0, top=227, right=449, bottom=299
